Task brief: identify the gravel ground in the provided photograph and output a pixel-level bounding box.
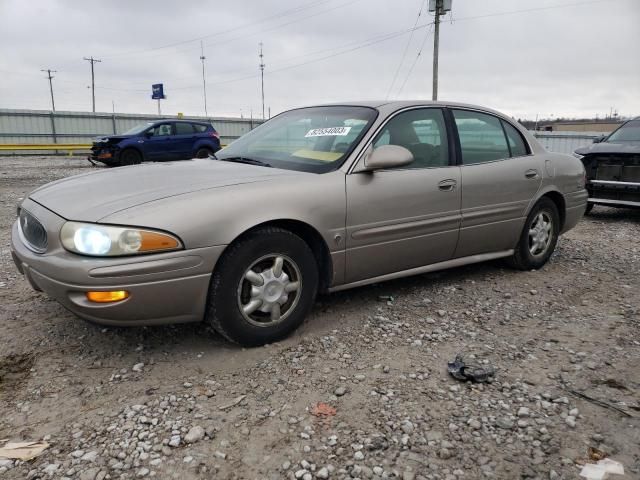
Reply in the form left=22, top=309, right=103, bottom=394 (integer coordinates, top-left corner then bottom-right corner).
left=1, top=156, right=639, bottom=480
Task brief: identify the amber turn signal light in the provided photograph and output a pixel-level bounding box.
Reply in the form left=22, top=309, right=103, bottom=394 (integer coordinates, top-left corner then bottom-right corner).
left=86, top=290, right=129, bottom=303
left=139, top=231, right=180, bottom=252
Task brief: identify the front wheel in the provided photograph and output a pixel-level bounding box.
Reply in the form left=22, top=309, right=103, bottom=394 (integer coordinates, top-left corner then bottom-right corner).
left=206, top=227, right=319, bottom=347
left=119, top=149, right=142, bottom=166
left=507, top=197, right=560, bottom=270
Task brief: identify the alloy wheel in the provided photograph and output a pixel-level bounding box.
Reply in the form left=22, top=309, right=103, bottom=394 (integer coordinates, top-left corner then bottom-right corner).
left=528, top=212, right=552, bottom=256
left=237, top=254, right=302, bottom=327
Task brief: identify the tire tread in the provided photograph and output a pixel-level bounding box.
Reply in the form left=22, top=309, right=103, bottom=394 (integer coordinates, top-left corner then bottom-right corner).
left=207, top=227, right=316, bottom=345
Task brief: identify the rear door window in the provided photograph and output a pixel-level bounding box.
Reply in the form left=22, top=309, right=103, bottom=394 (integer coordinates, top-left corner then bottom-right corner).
left=452, top=110, right=510, bottom=164
left=175, top=123, right=195, bottom=135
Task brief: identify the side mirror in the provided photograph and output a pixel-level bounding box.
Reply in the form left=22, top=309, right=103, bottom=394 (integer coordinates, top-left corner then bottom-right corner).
left=592, top=135, right=605, bottom=143
left=144, top=130, right=153, bottom=138
left=362, top=145, right=414, bottom=171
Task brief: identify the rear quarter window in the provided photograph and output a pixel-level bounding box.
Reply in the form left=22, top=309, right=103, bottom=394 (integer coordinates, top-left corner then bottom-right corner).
left=175, top=123, right=195, bottom=135
left=193, top=124, right=209, bottom=133
left=501, top=121, right=529, bottom=157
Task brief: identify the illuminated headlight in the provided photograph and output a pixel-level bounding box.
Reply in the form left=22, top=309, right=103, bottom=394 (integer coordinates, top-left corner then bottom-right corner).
left=60, top=222, right=182, bottom=256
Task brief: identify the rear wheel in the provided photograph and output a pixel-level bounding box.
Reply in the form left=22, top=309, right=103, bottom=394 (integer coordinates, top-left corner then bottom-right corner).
left=507, top=197, right=560, bottom=270
left=119, top=149, right=142, bottom=166
left=195, top=147, right=213, bottom=158
left=206, top=227, right=318, bottom=347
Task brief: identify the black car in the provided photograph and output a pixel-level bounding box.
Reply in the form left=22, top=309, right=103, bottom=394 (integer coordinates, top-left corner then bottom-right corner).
left=90, top=120, right=221, bottom=167
left=574, top=117, right=640, bottom=214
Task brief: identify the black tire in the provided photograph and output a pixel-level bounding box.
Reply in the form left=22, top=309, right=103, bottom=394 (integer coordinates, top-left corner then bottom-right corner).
left=584, top=202, right=594, bottom=215
left=507, top=197, right=560, bottom=270
left=195, top=147, right=213, bottom=159
left=206, top=227, right=319, bottom=347
left=119, top=149, right=142, bottom=166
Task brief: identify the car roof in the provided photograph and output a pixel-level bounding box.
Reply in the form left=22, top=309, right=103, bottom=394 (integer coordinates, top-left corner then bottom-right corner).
left=155, top=119, right=210, bottom=124
left=299, top=100, right=517, bottom=123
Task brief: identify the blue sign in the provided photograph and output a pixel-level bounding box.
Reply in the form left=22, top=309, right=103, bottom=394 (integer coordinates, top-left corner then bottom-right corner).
left=151, top=83, right=165, bottom=100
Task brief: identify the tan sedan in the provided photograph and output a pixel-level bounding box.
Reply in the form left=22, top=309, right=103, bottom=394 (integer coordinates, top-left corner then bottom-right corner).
left=11, top=101, right=588, bottom=346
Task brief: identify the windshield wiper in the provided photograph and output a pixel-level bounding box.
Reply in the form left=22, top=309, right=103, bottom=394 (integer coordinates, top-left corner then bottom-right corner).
left=217, top=156, right=272, bottom=168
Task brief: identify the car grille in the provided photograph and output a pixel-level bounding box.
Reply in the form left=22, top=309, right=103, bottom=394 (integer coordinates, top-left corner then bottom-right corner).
left=19, top=209, right=48, bottom=253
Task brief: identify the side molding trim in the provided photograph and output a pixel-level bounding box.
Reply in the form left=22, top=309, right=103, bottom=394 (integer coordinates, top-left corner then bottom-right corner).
left=328, top=250, right=514, bottom=292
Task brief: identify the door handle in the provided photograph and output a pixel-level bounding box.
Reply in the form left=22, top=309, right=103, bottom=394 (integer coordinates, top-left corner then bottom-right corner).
left=438, top=179, right=457, bottom=191
left=525, top=169, right=539, bottom=179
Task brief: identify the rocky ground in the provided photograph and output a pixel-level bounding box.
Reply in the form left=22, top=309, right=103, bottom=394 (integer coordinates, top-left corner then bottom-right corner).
left=0, top=156, right=639, bottom=480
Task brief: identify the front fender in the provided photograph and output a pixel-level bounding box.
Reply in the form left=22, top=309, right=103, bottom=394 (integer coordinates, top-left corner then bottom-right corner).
left=99, top=170, right=348, bottom=253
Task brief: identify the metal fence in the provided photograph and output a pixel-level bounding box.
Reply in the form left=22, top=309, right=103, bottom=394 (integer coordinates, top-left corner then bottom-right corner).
left=0, top=108, right=605, bottom=157
left=532, top=131, right=602, bottom=154
left=0, top=108, right=263, bottom=155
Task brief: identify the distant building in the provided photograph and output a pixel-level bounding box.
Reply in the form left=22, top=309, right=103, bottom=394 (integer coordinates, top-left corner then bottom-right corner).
left=538, top=120, right=622, bottom=133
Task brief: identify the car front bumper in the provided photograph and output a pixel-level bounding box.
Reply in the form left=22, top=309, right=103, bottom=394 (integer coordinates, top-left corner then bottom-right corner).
left=11, top=199, right=225, bottom=326
left=587, top=179, right=640, bottom=208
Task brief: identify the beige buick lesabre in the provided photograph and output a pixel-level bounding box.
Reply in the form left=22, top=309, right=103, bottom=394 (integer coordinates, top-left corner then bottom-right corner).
left=11, top=101, right=588, bottom=346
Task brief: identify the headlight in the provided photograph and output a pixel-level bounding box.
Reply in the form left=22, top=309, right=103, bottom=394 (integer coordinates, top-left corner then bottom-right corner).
left=60, top=222, right=182, bottom=256
left=572, top=152, right=584, bottom=159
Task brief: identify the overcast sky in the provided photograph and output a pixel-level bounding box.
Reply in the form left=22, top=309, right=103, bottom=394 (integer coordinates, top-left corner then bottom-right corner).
left=1, top=0, right=638, bottom=121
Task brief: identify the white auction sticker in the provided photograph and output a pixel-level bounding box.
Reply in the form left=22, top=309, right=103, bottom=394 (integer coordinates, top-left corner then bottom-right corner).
left=305, top=126, right=352, bottom=137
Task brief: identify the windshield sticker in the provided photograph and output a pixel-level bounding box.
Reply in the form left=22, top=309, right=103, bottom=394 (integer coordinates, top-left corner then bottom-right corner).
left=305, top=126, right=352, bottom=137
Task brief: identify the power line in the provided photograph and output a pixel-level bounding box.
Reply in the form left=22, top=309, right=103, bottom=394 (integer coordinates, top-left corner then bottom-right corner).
left=40, top=68, right=57, bottom=111
left=102, top=0, right=363, bottom=65
left=450, top=0, right=612, bottom=23
left=97, top=0, right=609, bottom=94
left=96, top=22, right=436, bottom=93
left=385, top=0, right=426, bottom=100
left=2, top=0, right=619, bottom=104
left=100, top=0, right=334, bottom=59
left=83, top=56, right=102, bottom=112
left=396, top=23, right=434, bottom=97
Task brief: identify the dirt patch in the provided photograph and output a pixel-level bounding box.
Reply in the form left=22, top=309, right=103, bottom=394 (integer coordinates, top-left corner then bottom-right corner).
left=0, top=353, right=34, bottom=396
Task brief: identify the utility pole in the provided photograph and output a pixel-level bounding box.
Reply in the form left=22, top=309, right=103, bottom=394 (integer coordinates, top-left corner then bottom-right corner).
left=259, top=42, right=265, bottom=120
left=200, top=41, right=208, bottom=117
left=83, top=56, right=102, bottom=112
left=41, top=68, right=57, bottom=111
left=429, top=0, right=451, bottom=101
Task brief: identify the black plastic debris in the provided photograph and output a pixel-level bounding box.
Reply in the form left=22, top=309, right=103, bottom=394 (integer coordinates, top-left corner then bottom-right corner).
left=448, top=354, right=495, bottom=383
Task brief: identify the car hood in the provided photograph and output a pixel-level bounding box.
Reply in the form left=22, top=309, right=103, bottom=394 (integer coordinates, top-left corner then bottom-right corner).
left=93, top=134, right=131, bottom=143
left=575, top=142, right=640, bottom=156
left=29, top=159, right=302, bottom=222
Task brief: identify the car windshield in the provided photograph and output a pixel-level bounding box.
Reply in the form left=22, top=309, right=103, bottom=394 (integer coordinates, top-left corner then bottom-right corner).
left=122, top=122, right=155, bottom=135
left=217, top=106, right=377, bottom=173
left=607, top=119, right=640, bottom=143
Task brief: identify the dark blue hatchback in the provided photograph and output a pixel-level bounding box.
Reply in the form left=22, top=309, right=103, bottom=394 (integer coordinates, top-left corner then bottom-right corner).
left=90, top=119, right=221, bottom=167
